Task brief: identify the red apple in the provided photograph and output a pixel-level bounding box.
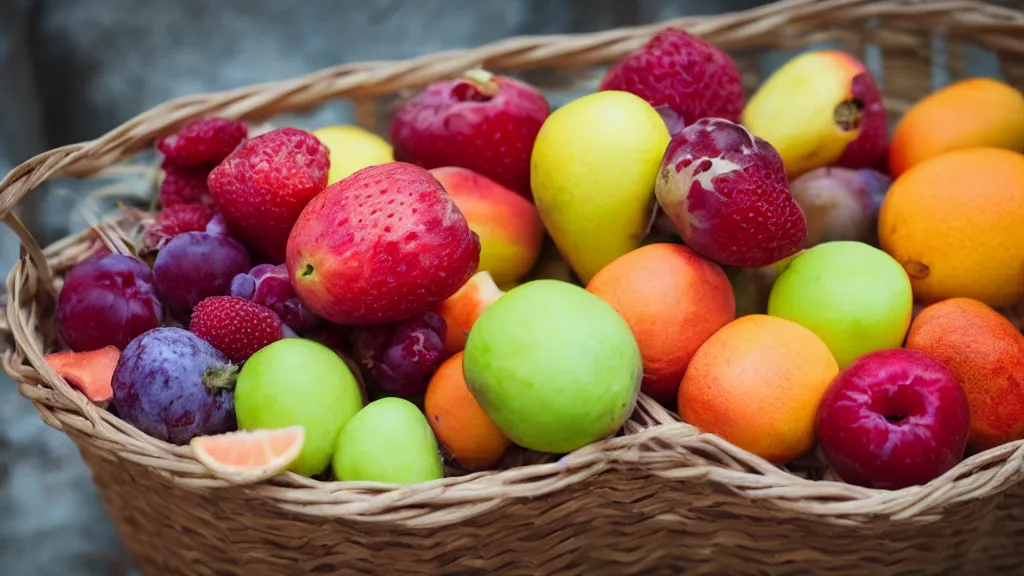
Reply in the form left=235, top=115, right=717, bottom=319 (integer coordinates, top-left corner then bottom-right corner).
left=816, top=348, right=970, bottom=490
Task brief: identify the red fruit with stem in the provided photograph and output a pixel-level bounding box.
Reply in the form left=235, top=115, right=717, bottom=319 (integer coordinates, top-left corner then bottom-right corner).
left=654, top=117, right=807, bottom=268
left=286, top=162, right=480, bottom=325
left=389, top=70, right=549, bottom=197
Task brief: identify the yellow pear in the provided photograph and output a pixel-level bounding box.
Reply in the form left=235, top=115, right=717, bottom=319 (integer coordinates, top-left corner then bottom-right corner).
left=530, top=91, right=670, bottom=283
left=311, top=125, right=394, bottom=185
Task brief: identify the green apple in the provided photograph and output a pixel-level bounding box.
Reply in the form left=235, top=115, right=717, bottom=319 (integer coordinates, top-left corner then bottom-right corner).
left=767, top=241, right=913, bottom=368
left=333, top=397, right=443, bottom=485
left=235, top=338, right=364, bottom=477
left=463, top=279, right=642, bottom=454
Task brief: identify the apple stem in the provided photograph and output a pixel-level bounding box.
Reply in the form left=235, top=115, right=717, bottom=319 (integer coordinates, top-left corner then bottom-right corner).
left=462, top=68, right=500, bottom=97
left=203, top=364, right=239, bottom=392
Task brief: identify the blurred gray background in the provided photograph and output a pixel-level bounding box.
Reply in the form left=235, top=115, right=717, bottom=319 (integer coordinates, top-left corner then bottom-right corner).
left=0, top=1, right=1013, bottom=575
left=0, top=1, right=767, bottom=574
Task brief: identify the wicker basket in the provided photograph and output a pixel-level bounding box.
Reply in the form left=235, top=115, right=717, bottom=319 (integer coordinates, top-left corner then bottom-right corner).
left=3, top=1, right=1024, bottom=574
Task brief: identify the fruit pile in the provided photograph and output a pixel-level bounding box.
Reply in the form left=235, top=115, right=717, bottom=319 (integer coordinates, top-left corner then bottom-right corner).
left=45, top=31, right=1024, bottom=491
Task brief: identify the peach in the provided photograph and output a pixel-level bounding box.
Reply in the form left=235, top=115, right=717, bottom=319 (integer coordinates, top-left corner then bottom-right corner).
left=679, top=314, right=839, bottom=463
left=435, top=271, right=505, bottom=356
left=430, top=166, right=545, bottom=286
left=741, top=50, right=887, bottom=178
left=905, top=297, right=1024, bottom=452
left=888, top=78, right=1024, bottom=177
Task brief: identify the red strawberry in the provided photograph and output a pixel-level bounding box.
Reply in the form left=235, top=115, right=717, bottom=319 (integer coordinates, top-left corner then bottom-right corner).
left=207, top=127, right=330, bottom=264
left=389, top=70, right=549, bottom=197
left=654, top=118, right=807, bottom=268
left=189, top=296, right=284, bottom=363
left=286, top=162, right=481, bottom=325
left=157, top=117, right=248, bottom=167
left=160, top=162, right=213, bottom=207
left=143, top=203, right=216, bottom=251
left=600, top=29, right=746, bottom=134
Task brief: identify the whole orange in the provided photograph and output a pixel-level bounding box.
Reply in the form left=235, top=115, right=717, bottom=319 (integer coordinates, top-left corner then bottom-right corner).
left=679, top=314, right=839, bottom=463
left=424, top=352, right=511, bottom=470
left=905, top=297, right=1024, bottom=452
left=586, top=243, right=735, bottom=403
left=878, top=147, right=1024, bottom=308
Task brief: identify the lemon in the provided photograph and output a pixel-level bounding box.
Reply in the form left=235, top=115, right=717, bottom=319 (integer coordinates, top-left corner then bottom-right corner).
left=311, top=125, right=394, bottom=184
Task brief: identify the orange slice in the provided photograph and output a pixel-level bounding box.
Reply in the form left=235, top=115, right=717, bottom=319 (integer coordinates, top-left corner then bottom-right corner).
left=190, top=426, right=305, bottom=484
left=44, top=346, right=120, bottom=407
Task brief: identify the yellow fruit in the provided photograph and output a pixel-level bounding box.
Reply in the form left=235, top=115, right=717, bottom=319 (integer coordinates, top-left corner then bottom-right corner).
left=311, top=125, right=394, bottom=184
left=878, top=147, right=1024, bottom=307
left=530, top=91, right=670, bottom=283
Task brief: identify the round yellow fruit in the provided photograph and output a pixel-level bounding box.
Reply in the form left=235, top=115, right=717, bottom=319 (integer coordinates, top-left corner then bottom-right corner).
left=311, top=125, right=394, bottom=185
left=530, top=90, right=670, bottom=283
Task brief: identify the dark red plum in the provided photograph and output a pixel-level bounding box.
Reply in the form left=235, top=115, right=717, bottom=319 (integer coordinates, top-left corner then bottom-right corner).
left=57, top=254, right=162, bottom=351
left=351, top=311, right=447, bottom=399
left=153, top=230, right=251, bottom=311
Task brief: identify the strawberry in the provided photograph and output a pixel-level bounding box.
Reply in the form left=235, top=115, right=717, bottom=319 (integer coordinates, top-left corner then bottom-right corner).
left=157, top=117, right=248, bottom=168
left=189, top=296, right=284, bottom=363
left=207, top=127, right=330, bottom=263
left=389, top=70, right=549, bottom=197
left=600, top=29, right=746, bottom=134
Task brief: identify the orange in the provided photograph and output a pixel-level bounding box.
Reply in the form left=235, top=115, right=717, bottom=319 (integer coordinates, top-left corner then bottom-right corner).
left=424, top=352, right=511, bottom=470
left=906, top=297, right=1024, bottom=452
left=889, top=78, right=1024, bottom=177
left=586, top=243, right=735, bottom=403
left=44, top=346, right=120, bottom=407
left=190, top=426, right=305, bottom=484
left=679, top=314, right=839, bottom=463
left=878, top=147, right=1024, bottom=308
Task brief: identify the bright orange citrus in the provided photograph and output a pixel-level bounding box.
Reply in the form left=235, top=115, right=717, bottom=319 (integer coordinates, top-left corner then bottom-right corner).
left=190, top=426, right=305, bottom=484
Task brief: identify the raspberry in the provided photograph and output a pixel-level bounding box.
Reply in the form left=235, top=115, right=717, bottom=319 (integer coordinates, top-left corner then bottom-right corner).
left=389, top=71, right=549, bottom=197
left=600, top=29, right=746, bottom=132
left=159, top=161, right=213, bottom=207
left=157, top=117, right=248, bottom=168
left=207, top=127, right=330, bottom=263
left=189, top=296, right=284, bottom=363
left=143, top=203, right=216, bottom=252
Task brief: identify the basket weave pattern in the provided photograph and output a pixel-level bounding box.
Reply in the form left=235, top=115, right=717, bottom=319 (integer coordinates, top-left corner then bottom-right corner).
left=3, top=1, right=1024, bottom=574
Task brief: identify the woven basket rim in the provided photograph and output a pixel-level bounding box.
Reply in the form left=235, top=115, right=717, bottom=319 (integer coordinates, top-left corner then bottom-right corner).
left=2, top=0, right=1024, bottom=529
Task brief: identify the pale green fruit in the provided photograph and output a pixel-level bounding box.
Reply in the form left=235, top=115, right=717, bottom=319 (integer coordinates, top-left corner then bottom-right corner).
left=235, top=338, right=364, bottom=477
left=463, top=279, right=642, bottom=454
left=767, top=241, right=914, bottom=368
left=530, top=90, right=670, bottom=284
left=333, top=397, right=443, bottom=485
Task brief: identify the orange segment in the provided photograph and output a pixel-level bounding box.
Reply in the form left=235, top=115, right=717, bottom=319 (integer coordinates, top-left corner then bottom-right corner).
left=44, top=346, right=120, bottom=407
left=191, top=426, right=305, bottom=484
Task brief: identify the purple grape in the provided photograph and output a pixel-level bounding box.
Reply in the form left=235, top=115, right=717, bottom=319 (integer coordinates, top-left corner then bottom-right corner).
left=57, top=254, right=162, bottom=351
left=353, top=311, right=447, bottom=398
left=153, top=231, right=251, bottom=310
left=112, top=327, right=236, bottom=444
left=229, top=263, right=320, bottom=332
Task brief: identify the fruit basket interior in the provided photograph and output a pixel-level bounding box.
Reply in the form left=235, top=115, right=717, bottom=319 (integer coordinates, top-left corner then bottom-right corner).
left=2, top=1, right=1024, bottom=575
